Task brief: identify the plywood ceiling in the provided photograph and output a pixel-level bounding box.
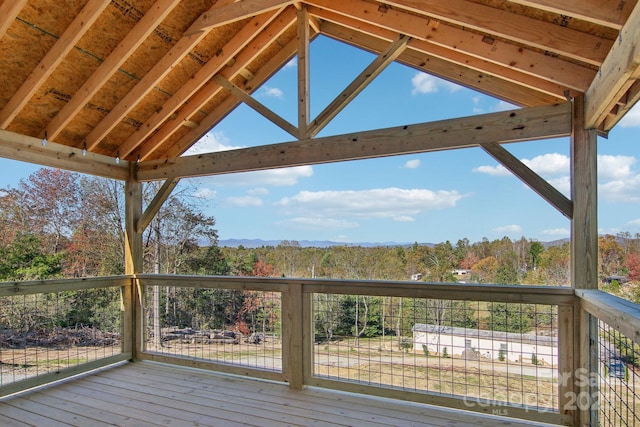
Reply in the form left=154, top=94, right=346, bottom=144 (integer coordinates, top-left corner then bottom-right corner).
left=0, top=0, right=638, bottom=171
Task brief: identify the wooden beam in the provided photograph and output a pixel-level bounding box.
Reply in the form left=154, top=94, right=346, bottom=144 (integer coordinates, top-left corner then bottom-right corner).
left=307, top=0, right=596, bottom=92
left=124, top=169, right=143, bottom=359
left=585, top=2, right=640, bottom=129
left=136, top=177, right=180, bottom=233
left=480, top=142, right=573, bottom=218
left=0, top=129, right=129, bottom=180
left=118, top=8, right=283, bottom=159
left=306, top=34, right=410, bottom=138
left=577, top=289, right=640, bottom=347
left=0, top=0, right=111, bottom=128
left=320, top=20, right=567, bottom=106
left=0, top=0, right=27, bottom=39
left=159, top=35, right=302, bottom=160
left=214, top=75, right=299, bottom=138
left=136, top=7, right=299, bottom=160
left=84, top=0, right=237, bottom=151
left=297, top=6, right=310, bottom=137
left=505, top=0, right=634, bottom=30
left=45, top=0, right=181, bottom=141
left=185, top=0, right=295, bottom=36
left=137, top=103, right=572, bottom=181
left=603, top=80, right=640, bottom=130
left=571, top=97, right=598, bottom=289
left=379, top=0, right=611, bottom=66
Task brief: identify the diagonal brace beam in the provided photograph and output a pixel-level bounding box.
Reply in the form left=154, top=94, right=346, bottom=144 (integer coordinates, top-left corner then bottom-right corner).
left=480, top=142, right=573, bottom=218
left=306, top=34, right=410, bottom=138
left=137, top=177, right=181, bottom=233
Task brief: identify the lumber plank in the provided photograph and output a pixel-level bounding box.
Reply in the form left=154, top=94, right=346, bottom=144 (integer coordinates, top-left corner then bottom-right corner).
left=0, top=0, right=28, bottom=40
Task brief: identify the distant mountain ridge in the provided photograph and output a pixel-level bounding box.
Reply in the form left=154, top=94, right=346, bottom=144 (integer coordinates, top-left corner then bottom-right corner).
left=218, top=238, right=421, bottom=248
left=218, top=237, right=571, bottom=249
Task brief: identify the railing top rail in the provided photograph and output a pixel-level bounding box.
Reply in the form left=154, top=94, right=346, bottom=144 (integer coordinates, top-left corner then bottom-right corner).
left=0, top=275, right=133, bottom=297
left=576, top=289, right=640, bottom=345
left=136, top=274, right=574, bottom=305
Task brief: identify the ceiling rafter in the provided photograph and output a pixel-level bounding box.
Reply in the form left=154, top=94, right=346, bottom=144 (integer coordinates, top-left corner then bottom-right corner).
left=135, top=7, right=299, bottom=161
left=318, top=14, right=571, bottom=104
left=306, top=33, right=410, bottom=138
left=84, top=0, right=238, bottom=151
left=185, top=0, right=296, bottom=36
left=0, top=0, right=28, bottom=39
left=160, top=36, right=303, bottom=160
left=585, top=1, right=640, bottom=130
left=118, top=7, right=285, bottom=159
left=379, top=0, right=612, bottom=66
left=138, top=103, right=572, bottom=181
left=306, top=1, right=596, bottom=92
left=505, top=0, right=635, bottom=30
left=0, top=0, right=111, bottom=128
left=44, top=0, right=182, bottom=141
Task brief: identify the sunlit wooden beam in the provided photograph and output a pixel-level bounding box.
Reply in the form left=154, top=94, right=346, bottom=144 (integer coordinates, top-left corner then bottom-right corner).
left=0, top=0, right=27, bottom=39
left=297, top=6, right=310, bottom=138
left=137, top=177, right=181, bottom=233
left=138, top=103, right=572, bottom=181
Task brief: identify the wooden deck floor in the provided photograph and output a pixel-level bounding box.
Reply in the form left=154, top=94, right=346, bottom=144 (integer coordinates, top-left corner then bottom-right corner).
left=0, top=361, right=559, bottom=426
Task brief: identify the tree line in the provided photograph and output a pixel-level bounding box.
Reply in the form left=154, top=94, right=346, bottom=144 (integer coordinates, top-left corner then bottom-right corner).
left=1, top=168, right=639, bottom=338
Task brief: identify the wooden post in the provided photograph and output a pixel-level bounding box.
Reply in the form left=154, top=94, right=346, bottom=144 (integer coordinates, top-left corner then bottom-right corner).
left=124, top=165, right=143, bottom=360
left=297, top=5, right=309, bottom=138
left=571, top=96, right=598, bottom=427
left=282, top=282, right=304, bottom=389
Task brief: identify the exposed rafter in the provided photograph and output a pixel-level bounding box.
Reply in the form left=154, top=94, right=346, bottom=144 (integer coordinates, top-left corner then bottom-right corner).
left=585, top=1, right=640, bottom=130
left=0, top=0, right=28, bottom=39
left=0, top=0, right=111, bottom=128
left=505, top=0, right=634, bottom=29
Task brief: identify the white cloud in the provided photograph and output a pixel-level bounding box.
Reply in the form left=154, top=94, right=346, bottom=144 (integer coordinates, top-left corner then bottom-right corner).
left=627, top=219, right=640, bottom=226
left=598, top=154, right=635, bottom=180
left=522, top=153, right=569, bottom=176
left=224, top=196, right=263, bottom=207
left=492, top=100, right=517, bottom=112
left=259, top=85, right=284, bottom=99
left=541, top=228, right=570, bottom=237
left=619, top=103, right=640, bottom=128
left=205, top=166, right=314, bottom=187
left=247, top=187, right=269, bottom=196
left=411, top=72, right=460, bottom=95
left=276, top=187, right=465, bottom=220
left=404, top=159, right=420, bottom=169
left=183, top=131, right=241, bottom=155
left=193, top=188, right=216, bottom=200
left=493, top=224, right=522, bottom=234
left=284, top=57, right=297, bottom=69
left=472, top=164, right=510, bottom=176
left=599, top=174, right=640, bottom=202
left=394, top=216, right=415, bottom=222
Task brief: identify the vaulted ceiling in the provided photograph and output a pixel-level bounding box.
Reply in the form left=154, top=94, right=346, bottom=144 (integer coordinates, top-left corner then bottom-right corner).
left=0, top=0, right=638, bottom=181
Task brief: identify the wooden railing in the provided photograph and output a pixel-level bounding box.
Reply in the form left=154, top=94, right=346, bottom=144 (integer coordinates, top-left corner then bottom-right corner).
left=0, top=276, right=132, bottom=397
left=3, top=274, right=640, bottom=426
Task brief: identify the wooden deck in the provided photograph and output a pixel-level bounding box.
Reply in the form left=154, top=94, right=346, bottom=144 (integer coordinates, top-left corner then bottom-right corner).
left=0, top=361, right=559, bottom=427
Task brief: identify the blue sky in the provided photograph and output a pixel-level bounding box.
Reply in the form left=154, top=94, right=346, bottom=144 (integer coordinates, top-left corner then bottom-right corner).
left=2, top=35, right=640, bottom=245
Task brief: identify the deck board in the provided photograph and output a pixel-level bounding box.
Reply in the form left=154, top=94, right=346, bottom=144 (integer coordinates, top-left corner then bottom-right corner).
left=1, top=361, right=560, bottom=426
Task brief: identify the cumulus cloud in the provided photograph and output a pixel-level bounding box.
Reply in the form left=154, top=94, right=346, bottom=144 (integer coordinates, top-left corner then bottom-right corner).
left=394, top=216, right=415, bottom=222
left=598, top=154, right=635, bottom=180
left=411, top=72, right=460, bottom=95
left=541, top=228, right=570, bottom=237
left=522, top=153, right=569, bottom=176
left=183, top=131, right=241, bottom=155
left=492, top=100, right=517, bottom=112
left=493, top=224, right=523, bottom=234
left=404, top=159, right=421, bottom=169
left=599, top=174, right=640, bottom=202
left=247, top=187, right=269, bottom=196
left=619, top=104, right=640, bottom=128
left=259, top=85, right=284, bottom=99
left=205, top=166, right=314, bottom=187
left=276, top=188, right=465, bottom=221
left=472, top=164, right=510, bottom=176
left=224, top=196, right=263, bottom=207
left=193, top=188, right=216, bottom=200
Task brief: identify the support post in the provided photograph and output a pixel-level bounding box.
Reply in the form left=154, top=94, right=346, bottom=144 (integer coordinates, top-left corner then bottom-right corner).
left=297, top=6, right=310, bottom=138
left=124, top=164, right=143, bottom=360
left=282, top=283, right=304, bottom=389
left=571, top=96, right=599, bottom=427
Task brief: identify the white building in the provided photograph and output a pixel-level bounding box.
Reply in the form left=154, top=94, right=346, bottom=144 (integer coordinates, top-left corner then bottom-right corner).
left=412, top=323, right=558, bottom=365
